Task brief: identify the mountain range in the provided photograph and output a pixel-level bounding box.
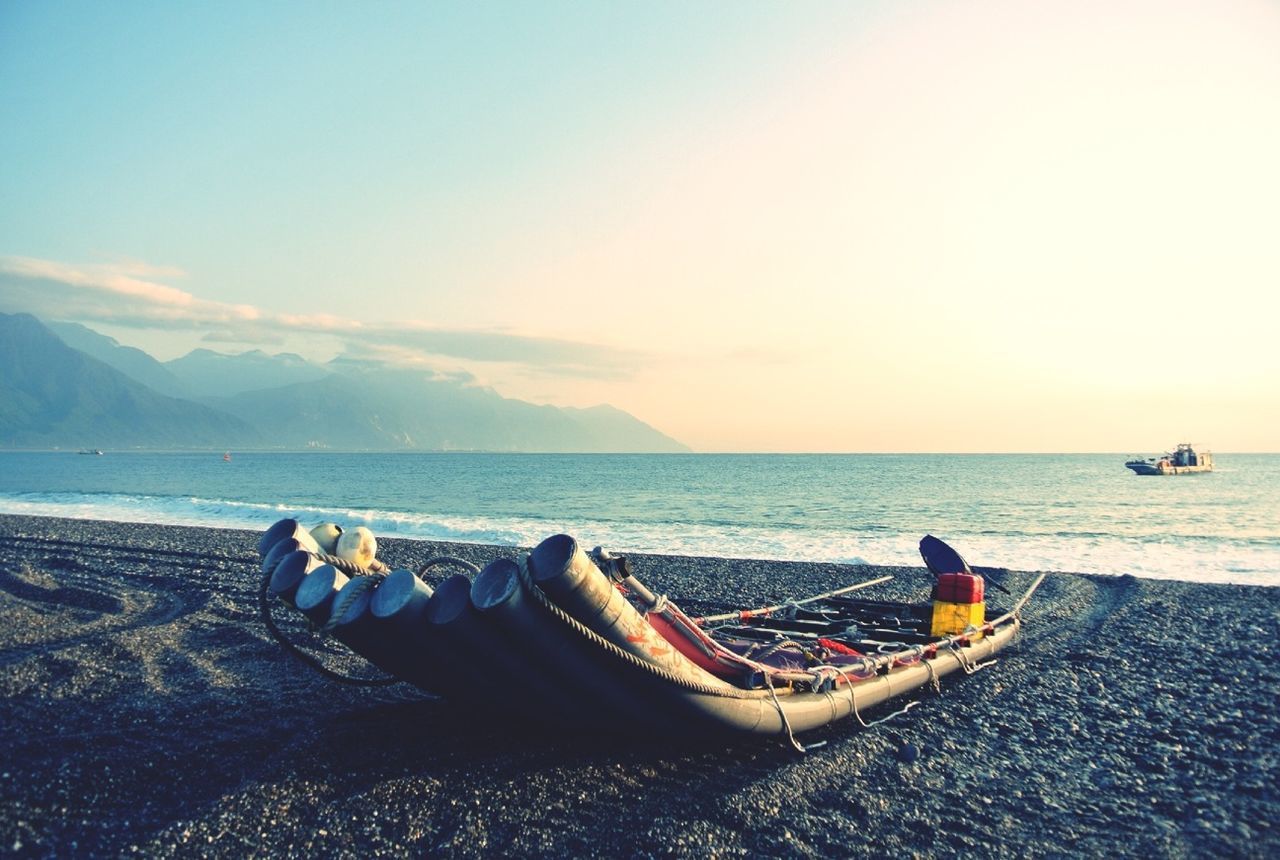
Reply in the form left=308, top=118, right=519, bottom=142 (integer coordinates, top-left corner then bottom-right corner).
left=0, top=313, right=689, bottom=452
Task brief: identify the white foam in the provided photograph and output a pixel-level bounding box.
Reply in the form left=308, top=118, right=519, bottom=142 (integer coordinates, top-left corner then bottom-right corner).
left=2, top=491, right=1277, bottom=585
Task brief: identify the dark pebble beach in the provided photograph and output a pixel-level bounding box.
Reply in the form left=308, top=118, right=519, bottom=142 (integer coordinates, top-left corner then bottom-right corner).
left=1, top=513, right=1277, bottom=858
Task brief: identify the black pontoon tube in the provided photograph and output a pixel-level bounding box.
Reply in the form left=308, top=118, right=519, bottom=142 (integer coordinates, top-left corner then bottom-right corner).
left=260, top=537, right=303, bottom=576
left=269, top=550, right=332, bottom=606
left=321, top=574, right=445, bottom=692
left=420, top=573, right=589, bottom=722
left=292, top=566, right=444, bottom=693
left=472, top=558, right=680, bottom=728
left=258, top=518, right=320, bottom=557
left=369, top=569, right=434, bottom=623
left=363, top=569, right=450, bottom=693
left=294, top=563, right=348, bottom=625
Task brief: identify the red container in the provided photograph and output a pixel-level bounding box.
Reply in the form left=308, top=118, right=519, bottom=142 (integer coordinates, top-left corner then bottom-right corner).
left=934, top=572, right=984, bottom=604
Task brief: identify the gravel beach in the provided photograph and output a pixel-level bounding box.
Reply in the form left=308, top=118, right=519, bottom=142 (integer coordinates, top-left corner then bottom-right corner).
left=1, top=513, right=1277, bottom=858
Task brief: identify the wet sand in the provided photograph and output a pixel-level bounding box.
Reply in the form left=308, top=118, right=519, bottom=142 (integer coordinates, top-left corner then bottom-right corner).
left=1, top=513, right=1277, bottom=858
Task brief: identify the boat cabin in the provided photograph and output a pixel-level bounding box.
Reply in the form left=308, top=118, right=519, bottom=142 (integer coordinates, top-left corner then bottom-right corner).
left=1171, top=443, right=1211, bottom=469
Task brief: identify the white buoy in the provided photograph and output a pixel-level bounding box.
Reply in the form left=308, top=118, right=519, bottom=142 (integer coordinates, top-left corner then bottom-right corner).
left=336, top=526, right=378, bottom=568
left=310, top=522, right=344, bottom=555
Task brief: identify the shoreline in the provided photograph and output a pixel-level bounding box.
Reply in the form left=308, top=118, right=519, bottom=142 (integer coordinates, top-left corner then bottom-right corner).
left=1, top=513, right=1277, bottom=857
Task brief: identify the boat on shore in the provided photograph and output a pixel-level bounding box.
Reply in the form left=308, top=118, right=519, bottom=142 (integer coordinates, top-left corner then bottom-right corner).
left=1125, top=443, right=1213, bottom=476
left=256, top=519, right=1042, bottom=746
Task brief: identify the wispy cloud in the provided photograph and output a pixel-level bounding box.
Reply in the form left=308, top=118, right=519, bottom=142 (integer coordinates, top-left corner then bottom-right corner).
left=0, top=257, right=258, bottom=323
left=0, top=255, right=644, bottom=378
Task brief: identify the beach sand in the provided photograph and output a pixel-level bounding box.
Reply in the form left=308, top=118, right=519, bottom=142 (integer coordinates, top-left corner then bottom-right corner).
left=1, top=513, right=1276, bottom=858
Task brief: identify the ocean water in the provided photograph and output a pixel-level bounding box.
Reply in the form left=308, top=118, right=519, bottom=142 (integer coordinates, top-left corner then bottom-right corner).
left=1, top=452, right=1277, bottom=585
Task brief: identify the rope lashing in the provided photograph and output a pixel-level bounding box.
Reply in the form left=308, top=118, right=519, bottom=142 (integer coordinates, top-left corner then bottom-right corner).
left=512, top=556, right=760, bottom=700
left=321, top=572, right=384, bottom=634
left=949, top=638, right=997, bottom=675
left=259, top=549, right=475, bottom=687
left=756, top=639, right=806, bottom=661
left=832, top=662, right=922, bottom=729
left=924, top=654, right=941, bottom=694
left=257, top=565, right=399, bottom=687
left=763, top=671, right=809, bottom=754
left=417, top=556, right=481, bottom=578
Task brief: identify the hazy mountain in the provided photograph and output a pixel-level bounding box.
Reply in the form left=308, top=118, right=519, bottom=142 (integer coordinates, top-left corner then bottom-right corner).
left=45, top=320, right=190, bottom=398
left=213, top=363, right=690, bottom=452
left=0, top=313, right=260, bottom=448
left=165, top=348, right=331, bottom=398
left=2, top=314, right=689, bottom=452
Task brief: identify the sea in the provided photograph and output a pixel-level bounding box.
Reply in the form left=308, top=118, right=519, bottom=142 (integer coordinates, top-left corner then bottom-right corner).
left=1, top=451, right=1277, bottom=585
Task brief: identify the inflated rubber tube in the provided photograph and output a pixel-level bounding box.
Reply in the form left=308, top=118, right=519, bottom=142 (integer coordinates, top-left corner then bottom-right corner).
left=293, top=564, right=348, bottom=625
left=269, top=550, right=330, bottom=606
left=525, top=535, right=1028, bottom=736
left=528, top=534, right=735, bottom=692
left=472, top=558, right=662, bottom=727
left=258, top=518, right=320, bottom=557
left=666, top=618, right=1020, bottom=735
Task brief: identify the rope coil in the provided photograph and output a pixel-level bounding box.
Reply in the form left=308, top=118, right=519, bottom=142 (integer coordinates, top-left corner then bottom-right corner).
left=258, top=565, right=399, bottom=687
left=259, top=551, right=478, bottom=686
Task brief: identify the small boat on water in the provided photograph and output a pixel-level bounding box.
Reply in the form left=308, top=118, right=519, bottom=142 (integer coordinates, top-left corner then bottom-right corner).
left=1125, top=443, right=1213, bottom=476
left=256, top=519, right=1043, bottom=746
left=77, top=449, right=103, bottom=456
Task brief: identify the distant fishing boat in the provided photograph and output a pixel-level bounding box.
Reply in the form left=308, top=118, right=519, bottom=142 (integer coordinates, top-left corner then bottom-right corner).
left=223, top=451, right=232, bottom=462
left=78, top=449, right=103, bottom=456
left=1125, top=443, right=1213, bottom=475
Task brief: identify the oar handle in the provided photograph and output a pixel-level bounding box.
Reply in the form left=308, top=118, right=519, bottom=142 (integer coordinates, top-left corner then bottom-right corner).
left=694, top=575, right=893, bottom=625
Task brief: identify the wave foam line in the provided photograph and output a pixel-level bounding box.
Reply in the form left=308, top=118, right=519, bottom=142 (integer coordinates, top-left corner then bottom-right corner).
left=1, top=492, right=1277, bottom=586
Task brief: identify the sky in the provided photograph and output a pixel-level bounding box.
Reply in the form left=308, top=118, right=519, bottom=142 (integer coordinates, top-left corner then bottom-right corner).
left=2, top=0, right=1278, bottom=452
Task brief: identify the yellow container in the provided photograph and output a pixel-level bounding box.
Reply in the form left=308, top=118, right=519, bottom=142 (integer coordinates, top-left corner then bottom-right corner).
left=931, top=600, right=985, bottom=637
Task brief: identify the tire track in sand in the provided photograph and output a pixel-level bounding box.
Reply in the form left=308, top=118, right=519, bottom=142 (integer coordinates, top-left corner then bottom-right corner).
left=0, top=542, right=212, bottom=668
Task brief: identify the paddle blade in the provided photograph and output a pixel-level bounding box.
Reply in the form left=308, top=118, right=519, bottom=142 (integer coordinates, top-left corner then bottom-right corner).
left=919, top=534, right=972, bottom=577
left=981, top=570, right=1013, bottom=596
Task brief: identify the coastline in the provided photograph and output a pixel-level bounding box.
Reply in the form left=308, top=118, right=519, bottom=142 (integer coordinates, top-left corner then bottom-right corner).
left=1, top=513, right=1276, bottom=857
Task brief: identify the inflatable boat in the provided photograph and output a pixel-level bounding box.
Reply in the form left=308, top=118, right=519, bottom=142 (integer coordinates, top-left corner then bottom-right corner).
left=257, top=520, right=1044, bottom=747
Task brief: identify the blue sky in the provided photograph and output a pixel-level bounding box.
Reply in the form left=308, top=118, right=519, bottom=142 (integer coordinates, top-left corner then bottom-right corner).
left=2, top=1, right=1278, bottom=451
left=1, top=3, right=859, bottom=287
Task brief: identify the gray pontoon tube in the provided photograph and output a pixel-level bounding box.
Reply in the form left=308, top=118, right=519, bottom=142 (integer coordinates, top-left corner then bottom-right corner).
left=524, top=533, right=1040, bottom=737
left=528, top=534, right=739, bottom=693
